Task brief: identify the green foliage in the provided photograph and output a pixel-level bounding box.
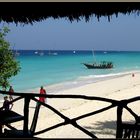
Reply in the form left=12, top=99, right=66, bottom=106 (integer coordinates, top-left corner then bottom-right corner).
left=0, top=27, right=20, bottom=90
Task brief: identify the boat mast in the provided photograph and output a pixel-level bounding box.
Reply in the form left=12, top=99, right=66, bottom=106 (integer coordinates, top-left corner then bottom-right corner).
left=92, top=50, right=96, bottom=63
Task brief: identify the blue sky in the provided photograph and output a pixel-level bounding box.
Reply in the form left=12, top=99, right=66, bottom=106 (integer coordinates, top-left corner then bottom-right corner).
left=1, top=13, right=140, bottom=51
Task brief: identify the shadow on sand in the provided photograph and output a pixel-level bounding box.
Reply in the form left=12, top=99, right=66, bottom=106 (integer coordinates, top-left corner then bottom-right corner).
left=83, top=120, right=116, bottom=137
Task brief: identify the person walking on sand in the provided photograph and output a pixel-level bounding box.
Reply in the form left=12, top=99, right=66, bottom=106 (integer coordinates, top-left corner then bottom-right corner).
left=8, top=86, right=14, bottom=109
left=39, top=86, right=46, bottom=103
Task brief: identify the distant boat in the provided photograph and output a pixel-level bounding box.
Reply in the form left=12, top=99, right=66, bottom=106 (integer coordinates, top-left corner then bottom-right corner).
left=52, top=52, right=58, bottom=55
left=83, top=50, right=113, bottom=69
left=73, top=50, right=76, bottom=54
left=48, top=51, right=58, bottom=56
left=39, top=52, right=44, bottom=56
left=34, top=51, right=38, bottom=54
left=12, top=45, right=20, bottom=57
left=14, top=50, right=20, bottom=57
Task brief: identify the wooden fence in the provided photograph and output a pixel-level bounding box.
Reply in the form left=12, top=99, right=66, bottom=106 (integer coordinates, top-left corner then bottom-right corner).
left=0, top=90, right=140, bottom=138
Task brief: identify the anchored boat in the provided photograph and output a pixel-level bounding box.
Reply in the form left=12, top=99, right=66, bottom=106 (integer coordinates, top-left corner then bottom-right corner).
left=83, top=61, right=113, bottom=69
left=83, top=50, right=113, bottom=69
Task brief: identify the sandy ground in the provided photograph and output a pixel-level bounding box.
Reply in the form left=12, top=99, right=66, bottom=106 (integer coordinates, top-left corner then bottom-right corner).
left=1, top=71, right=140, bottom=138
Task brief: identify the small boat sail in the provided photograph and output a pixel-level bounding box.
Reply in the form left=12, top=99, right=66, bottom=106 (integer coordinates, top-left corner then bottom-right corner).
left=34, top=51, right=38, bottom=54
left=73, top=50, right=76, bottom=54
left=83, top=50, right=113, bottom=69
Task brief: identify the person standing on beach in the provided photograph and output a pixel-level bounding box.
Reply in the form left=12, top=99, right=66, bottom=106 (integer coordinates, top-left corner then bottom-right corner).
left=9, top=86, right=14, bottom=101
left=0, top=96, right=13, bottom=111
left=8, top=86, right=14, bottom=109
left=39, top=86, right=46, bottom=103
left=0, top=96, right=11, bottom=111
left=0, top=96, right=12, bottom=133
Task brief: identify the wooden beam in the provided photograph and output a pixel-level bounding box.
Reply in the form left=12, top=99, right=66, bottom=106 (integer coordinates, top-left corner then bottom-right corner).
left=23, top=97, right=30, bottom=135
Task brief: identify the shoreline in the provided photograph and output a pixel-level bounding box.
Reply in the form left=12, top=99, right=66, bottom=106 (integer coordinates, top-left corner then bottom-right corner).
left=0, top=69, right=138, bottom=101
left=23, top=69, right=140, bottom=94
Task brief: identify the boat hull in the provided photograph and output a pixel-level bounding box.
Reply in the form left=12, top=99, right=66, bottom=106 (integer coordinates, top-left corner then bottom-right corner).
left=83, top=63, right=113, bottom=69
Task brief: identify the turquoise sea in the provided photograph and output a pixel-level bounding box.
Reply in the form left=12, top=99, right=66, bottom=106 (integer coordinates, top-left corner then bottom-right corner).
left=8, top=50, right=140, bottom=92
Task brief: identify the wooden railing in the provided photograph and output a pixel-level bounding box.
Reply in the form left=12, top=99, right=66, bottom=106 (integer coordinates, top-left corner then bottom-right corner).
left=0, top=90, right=140, bottom=138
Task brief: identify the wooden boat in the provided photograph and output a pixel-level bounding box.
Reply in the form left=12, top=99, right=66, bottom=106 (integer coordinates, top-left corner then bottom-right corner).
left=83, top=61, right=113, bottom=69
left=83, top=50, right=113, bottom=69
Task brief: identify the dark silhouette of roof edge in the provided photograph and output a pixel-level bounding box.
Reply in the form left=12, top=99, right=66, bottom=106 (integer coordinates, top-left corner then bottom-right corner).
left=0, top=3, right=140, bottom=24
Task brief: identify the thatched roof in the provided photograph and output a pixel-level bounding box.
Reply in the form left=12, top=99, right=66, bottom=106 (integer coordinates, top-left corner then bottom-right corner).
left=0, top=3, right=140, bottom=24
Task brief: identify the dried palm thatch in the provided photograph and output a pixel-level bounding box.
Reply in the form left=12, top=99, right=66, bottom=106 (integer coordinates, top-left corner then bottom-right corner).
left=0, top=3, right=140, bottom=24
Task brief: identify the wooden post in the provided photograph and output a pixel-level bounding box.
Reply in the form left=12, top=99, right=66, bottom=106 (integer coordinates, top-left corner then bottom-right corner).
left=23, top=97, right=30, bottom=135
left=116, top=105, right=123, bottom=138
left=0, top=124, right=2, bottom=134
left=30, top=102, right=41, bottom=135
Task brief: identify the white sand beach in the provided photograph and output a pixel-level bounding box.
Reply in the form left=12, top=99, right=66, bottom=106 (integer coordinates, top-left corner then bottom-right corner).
left=1, top=71, right=140, bottom=138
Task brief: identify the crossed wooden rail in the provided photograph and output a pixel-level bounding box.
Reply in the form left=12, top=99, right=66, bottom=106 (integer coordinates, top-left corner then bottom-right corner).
left=0, top=90, right=140, bottom=138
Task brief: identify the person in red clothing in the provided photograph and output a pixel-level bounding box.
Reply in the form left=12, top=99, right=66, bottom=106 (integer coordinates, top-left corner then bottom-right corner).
left=39, top=86, right=46, bottom=103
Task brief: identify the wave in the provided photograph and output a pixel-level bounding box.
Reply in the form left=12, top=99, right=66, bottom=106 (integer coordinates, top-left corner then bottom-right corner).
left=78, top=70, right=140, bottom=80
left=45, top=70, right=140, bottom=93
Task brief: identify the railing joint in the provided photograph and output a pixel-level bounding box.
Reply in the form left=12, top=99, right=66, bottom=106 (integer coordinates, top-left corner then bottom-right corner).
left=64, top=117, right=71, bottom=125
left=119, top=99, right=128, bottom=107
